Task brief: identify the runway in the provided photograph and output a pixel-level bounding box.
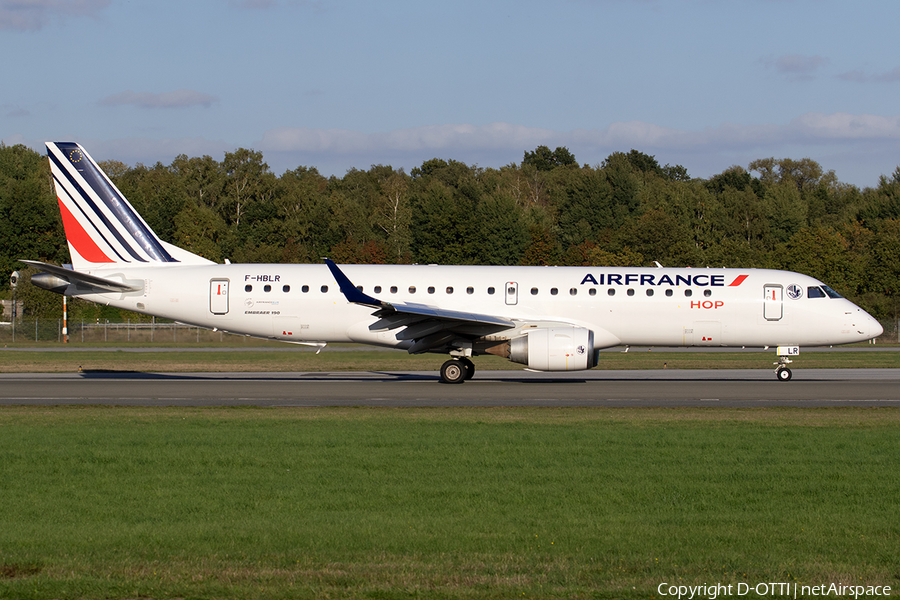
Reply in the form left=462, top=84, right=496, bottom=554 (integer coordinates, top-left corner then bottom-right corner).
left=2, top=369, right=900, bottom=407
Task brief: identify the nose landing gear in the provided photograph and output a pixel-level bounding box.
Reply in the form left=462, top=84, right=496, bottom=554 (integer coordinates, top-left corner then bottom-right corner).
left=775, top=364, right=793, bottom=381
left=773, top=346, right=799, bottom=381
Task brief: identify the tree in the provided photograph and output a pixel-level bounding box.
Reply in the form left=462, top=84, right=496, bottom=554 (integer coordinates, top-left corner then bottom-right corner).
left=522, top=146, right=577, bottom=171
left=172, top=202, right=225, bottom=262
left=372, top=167, right=411, bottom=262
left=749, top=157, right=824, bottom=196
left=602, top=149, right=662, bottom=177
left=0, top=144, right=63, bottom=289
left=221, top=148, right=273, bottom=227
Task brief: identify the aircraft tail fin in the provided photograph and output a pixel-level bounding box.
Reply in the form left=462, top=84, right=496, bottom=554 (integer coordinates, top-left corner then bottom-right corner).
left=46, top=142, right=213, bottom=270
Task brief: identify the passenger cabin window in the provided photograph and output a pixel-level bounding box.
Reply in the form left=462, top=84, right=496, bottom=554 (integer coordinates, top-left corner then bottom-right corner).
left=589, top=288, right=597, bottom=296
left=428, top=286, right=435, bottom=294
left=283, top=285, right=290, bottom=293
left=608, top=289, right=615, bottom=296
left=704, top=289, right=712, bottom=297
left=264, top=284, right=271, bottom=292
left=467, top=287, right=474, bottom=294
left=446, top=286, right=454, bottom=294
left=320, top=285, right=328, bottom=293
left=627, top=289, right=635, bottom=296
left=245, top=284, right=252, bottom=292
left=374, top=286, right=382, bottom=293
left=487, top=287, right=495, bottom=295
left=302, top=285, right=309, bottom=293
left=550, top=288, right=558, bottom=296
left=646, top=289, right=653, bottom=297
left=685, top=289, right=693, bottom=297
left=390, top=286, right=398, bottom=294
left=665, top=289, right=673, bottom=297
left=569, top=288, right=577, bottom=296
left=409, top=286, right=416, bottom=294
left=531, top=288, right=539, bottom=295
left=808, top=286, right=826, bottom=298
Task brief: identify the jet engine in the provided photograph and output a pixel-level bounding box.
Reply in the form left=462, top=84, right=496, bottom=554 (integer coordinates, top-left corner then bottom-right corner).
left=508, top=326, right=598, bottom=371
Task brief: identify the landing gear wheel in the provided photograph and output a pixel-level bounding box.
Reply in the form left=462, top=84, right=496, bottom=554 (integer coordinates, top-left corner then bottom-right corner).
left=776, top=366, right=793, bottom=381
left=440, top=359, right=466, bottom=384
left=459, top=357, right=475, bottom=380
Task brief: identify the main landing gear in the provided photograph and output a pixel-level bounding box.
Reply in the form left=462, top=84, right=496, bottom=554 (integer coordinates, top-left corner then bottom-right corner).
left=440, top=357, right=475, bottom=384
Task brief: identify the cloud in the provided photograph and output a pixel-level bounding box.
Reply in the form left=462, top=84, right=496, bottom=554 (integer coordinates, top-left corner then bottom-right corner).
left=761, top=54, right=829, bottom=80
left=258, top=123, right=557, bottom=155
left=0, top=0, right=109, bottom=31
left=3, top=104, right=30, bottom=118
left=9, top=112, right=895, bottom=189
left=838, top=66, right=900, bottom=83
left=257, top=114, right=900, bottom=160
left=99, top=89, right=219, bottom=109
left=230, top=0, right=276, bottom=9
left=252, top=114, right=900, bottom=185
left=787, top=112, right=900, bottom=141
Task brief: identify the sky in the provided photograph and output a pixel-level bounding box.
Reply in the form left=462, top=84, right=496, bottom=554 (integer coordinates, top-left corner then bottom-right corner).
left=2, top=0, right=899, bottom=187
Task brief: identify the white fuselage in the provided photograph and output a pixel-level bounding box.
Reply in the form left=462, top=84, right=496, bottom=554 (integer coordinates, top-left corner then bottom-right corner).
left=69, top=263, right=882, bottom=351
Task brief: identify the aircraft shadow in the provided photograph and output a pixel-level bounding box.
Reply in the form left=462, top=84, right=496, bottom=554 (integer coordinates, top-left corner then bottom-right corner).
left=76, top=369, right=803, bottom=384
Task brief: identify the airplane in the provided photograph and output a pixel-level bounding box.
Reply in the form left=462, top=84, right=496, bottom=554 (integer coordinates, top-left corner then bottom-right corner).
left=24, top=142, right=883, bottom=383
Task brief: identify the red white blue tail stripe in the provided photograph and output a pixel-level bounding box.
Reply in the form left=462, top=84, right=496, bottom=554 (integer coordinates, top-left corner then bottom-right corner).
left=47, top=141, right=178, bottom=268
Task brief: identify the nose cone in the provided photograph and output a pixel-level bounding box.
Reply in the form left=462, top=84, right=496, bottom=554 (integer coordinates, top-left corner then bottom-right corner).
left=855, top=308, right=883, bottom=340
left=869, top=315, right=884, bottom=339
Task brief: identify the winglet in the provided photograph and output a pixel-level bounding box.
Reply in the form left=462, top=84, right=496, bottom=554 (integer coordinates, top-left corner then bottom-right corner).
left=324, top=259, right=387, bottom=309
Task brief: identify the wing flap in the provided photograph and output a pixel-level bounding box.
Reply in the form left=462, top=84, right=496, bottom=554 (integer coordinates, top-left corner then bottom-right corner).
left=326, top=259, right=514, bottom=353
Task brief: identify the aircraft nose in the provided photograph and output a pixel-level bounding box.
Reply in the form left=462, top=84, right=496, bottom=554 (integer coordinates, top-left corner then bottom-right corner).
left=870, top=316, right=884, bottom=338
left=857, top=310, right=883, bottom=339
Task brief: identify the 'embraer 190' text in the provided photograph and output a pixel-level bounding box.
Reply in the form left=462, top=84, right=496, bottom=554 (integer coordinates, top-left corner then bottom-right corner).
left=580, top=273, right=748, bottom=287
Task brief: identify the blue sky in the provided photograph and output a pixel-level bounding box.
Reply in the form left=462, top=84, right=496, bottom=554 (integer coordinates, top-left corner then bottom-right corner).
left=2, top=0, right=899, bottom=187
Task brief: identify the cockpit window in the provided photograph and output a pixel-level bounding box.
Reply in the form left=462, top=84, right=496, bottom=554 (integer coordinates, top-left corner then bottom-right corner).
left=821, top=285, right=843, bottom=299
left=807, top=286, right=826, bottom=299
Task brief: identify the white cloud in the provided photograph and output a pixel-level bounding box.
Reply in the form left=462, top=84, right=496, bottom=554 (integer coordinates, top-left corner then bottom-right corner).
left=252, top=114, right=900, bottom=185
left=9, top=112, right=897, bottom=187
left=258, top=123, right=557, bottom=154
left=788, top=113, right=900, bottom=141
left=257, top=114, right=900, bottom=160
left=99, top=89, right=219, bottom=109
left=0, top=0, right=109, bottom=31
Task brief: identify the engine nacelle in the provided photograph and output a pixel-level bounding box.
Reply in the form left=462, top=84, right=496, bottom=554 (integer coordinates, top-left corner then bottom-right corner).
left=508, top=327, right=598, bottom=371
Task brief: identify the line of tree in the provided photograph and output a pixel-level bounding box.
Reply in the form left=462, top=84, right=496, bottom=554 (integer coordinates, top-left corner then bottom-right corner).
left=2, top=142, right=900, bottom=322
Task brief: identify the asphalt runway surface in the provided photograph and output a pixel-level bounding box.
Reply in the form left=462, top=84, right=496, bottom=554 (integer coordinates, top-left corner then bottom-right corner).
left=2, top=369, right=900, bottom=407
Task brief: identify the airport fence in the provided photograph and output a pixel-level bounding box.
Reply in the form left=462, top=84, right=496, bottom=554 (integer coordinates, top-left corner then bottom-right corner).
left=0, top=318, right=242, bottom=344
left=1, top=317, right=899, bottom=346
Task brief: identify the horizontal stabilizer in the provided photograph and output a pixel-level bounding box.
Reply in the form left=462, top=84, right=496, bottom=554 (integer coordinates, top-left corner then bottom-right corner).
left=20, top=260, right=143, bottom=293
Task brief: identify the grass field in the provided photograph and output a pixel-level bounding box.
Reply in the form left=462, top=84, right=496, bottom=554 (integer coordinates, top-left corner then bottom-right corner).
left=0, top=346, right=898, bottom=373
left=0, top=407, right=898, bottom=599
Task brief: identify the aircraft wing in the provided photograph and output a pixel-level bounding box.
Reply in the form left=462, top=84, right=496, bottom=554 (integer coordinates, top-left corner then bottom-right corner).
left=326, top=259, right=514, bottom=353
left=20, top=260, right=143, bottom=293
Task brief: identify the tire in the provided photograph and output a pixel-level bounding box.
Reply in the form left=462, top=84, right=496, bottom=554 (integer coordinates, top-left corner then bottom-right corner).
left=776, top=367, right=793, bottom=381
left=440, top=359, right=466, bottom=384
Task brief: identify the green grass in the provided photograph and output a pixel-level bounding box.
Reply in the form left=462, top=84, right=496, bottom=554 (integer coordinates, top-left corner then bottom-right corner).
left=0, top=407, right=898, bottom=599
left=0, top=347, right=898, bottom=373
